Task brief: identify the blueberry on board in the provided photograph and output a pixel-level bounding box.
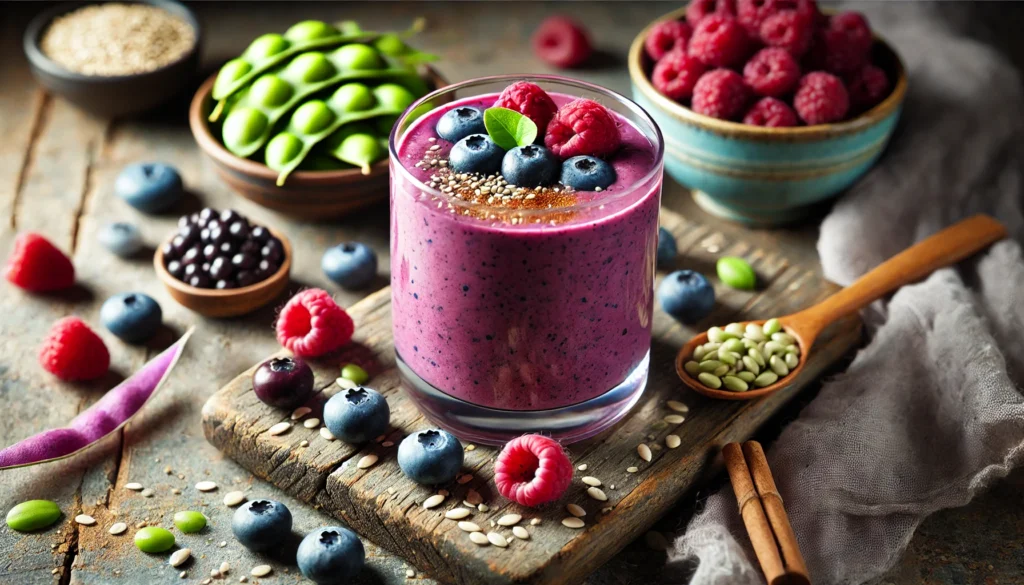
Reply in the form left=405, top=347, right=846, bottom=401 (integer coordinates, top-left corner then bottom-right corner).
left=231, top=499, right=292, bottom=552
left=98, top=222, right=144, bottom=258
left=657, top=270, right=715, bottom=324
left=114, top=162, right=184, bottom=213
left=297, top=526, right=365, bottom=584
left=657, top=227, right=678, bottom=267
left=252, top=357, right=314, bottom=409
left=397, top=429, right=464, bottom=485
left=559, top=155, right=617, bottom=191
left=321, top=242, right=377, bottom=290
left=435, top=106, right=486, bottom=143
left=501, top=145, right=560, bottom=188
left=449, top=134, right=504, bottom=175
left=100, top=292, right=162, bottom=343
left=323, top=386, right=390, bottom=443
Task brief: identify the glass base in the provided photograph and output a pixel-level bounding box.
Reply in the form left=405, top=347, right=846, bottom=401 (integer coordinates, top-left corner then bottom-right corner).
left=396, top=350, right=650, bottom=446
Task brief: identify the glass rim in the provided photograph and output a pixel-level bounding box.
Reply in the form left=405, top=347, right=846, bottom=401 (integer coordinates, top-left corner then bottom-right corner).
left=388, top=73, right=665, bottom=217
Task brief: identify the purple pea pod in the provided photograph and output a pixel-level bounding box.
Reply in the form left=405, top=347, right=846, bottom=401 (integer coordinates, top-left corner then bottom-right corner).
left=0, top=328, right=193, bottom=470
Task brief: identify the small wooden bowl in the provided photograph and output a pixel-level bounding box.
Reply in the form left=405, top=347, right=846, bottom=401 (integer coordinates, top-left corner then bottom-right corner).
left=189, top=67, right=449, bottom=221
left=154, top=228, right=292, bottom=318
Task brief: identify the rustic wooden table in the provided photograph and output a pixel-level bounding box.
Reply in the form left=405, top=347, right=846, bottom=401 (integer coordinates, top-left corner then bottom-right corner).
left=1, top=2, right=1021, bottom=584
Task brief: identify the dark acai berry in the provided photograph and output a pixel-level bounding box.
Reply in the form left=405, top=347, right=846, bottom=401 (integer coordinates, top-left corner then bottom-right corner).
left=321, top=242, right=377, bottom=290
left=397, top=429, right=464, bottom=485
left=98, top=222, right=144, bottom=258
left=323, top=386, right=390, bottom=443
left=435, top=106, right=486, bottom=143
left=100, top=292, right=162, bottom=343
left=296, top=526, right=365, bottom=585
left=114, top=162, right=184, bottom=214
left=657, top=227, right=678, bottom=268
left=657, top=269, right=715, bottom=324
left=231, top=499, right=292, bottom=552
left=449, top=134, right=505, bottom=175
left=559, top=155, right=616, bottom=191
left=501, top=145, right=560, bottom=187
left=252, top=357, right=314, bottom=409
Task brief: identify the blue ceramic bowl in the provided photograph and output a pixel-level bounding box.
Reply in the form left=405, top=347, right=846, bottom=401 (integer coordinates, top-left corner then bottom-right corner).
left=628, top=7, right=907, bottom=226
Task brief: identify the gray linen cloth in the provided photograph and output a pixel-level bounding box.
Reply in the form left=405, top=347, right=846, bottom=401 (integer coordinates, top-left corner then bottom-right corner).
left=671, top=4, right=1024, bottom=584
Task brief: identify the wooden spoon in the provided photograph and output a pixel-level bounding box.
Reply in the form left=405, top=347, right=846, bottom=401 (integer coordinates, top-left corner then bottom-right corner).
left=676, top=214, right=1008, bottom=401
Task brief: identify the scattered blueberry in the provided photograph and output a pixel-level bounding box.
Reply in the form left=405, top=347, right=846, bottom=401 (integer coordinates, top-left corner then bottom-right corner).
left=114, top=162, right=183, bottom=213
left=657, top=227, right=678, bottom=267
left=322, top=242, right=377, bottom=290
left=98, top=222, right=144, bottom=257
left=252, top=357, right=314, bottom=409
left=657, top=270, right=716, bottom=324
left=435, top=106, right=486, bottom=143
left=231, top=499, right=292, bottom=552
left=99, top=292, right=162, bottom=343
left=559, top=155, right=616, bottom=191
left=397, top=429, right=464, bottom=485
left=501, top=145, right=559, bottom=187
left=296, top=526, right=365, bottom=584
left=323, top=386, right=390, bottom=443
left=449, top=134, right=504, bottom=175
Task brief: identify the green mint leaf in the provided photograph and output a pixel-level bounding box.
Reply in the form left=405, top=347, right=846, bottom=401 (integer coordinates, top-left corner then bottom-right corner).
left=484, top=107, right=538, bottom=150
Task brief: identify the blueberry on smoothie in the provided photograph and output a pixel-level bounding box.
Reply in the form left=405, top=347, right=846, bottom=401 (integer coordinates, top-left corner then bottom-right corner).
left=232, top=499, right=292, bottom=552
left=322, top=242, right=377, bottom=289
left=560, top=155, right=616, bottom=191
left=323, top=386, right=390, bottom=443
left=449, top=134, right=504, bottom=175
left=100, top=292, right=162, bottom=343
left=436, top=106, right=486, bottom=143
left=398, top=429, right=464, bottom=485
left=98, top=222, right=144, bottom=257
left=297, top=526, right=365, bottom=584
left=657, top=227, right=678, bottom=267
left=114, top=162, right=183, bottom=213
left=658, top=270, right=716, bottom=324
left=501, top=145, right=559, bottom=187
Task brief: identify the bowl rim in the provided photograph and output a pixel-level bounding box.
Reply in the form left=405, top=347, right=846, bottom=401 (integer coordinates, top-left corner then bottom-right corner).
left=627, top=5, right=908, bottom=141
left=154, top=225, right=292, bottom=299
left=23, top=0, right=202, bottom=82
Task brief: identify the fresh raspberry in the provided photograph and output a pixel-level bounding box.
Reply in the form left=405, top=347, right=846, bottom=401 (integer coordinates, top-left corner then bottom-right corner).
left=846, top=64, right=889, bottom=111
left=793, top=71, right=849, bottom=125
left=743, top=97, right=799, bottom=126
left=275, top=288, right=354, bottom=358
left=39, top=317, right=110, bottom=382
left=494, top=435, right=573, bottom=507
left=494, top=81, right=559, bottom=134
left=759, top=9, right=812, bottom=57
left=691, top=69, right=751, bottom=120
left=805, top=13, right=871, bottom=75
left=651, top=49, right=708, bottom=101
left=736, top=0, right=779, bottom=37
left=5, top=232, right=75, bottom=292
left=645, top=20, right=692, bottom=61
left=830, top=12, right=873, bottom=54
left=685, top=0, right=736, bottom=27
left=688, top=15, right=750, bottom=68
left=743, top=47, right=800, bottom=97
left=532, top=16, right=593, bottom=69
left=544, top=98, right=621, bottom=159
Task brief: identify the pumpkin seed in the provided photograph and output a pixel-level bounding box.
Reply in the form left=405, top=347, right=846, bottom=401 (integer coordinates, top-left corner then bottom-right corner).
left=712, top=365, right=729, bottom=377
left=698, top=360, right=722, bottom=372
left=748, top=348, right=765, bottom=368
left=762, top=318, right=782, bottom=336
left=666, top=400, right=689, bottom=413
left=722, top=338, right=745, bottom=354
left=754, top=372, right=779, bottom=387
left=718, top=351, right=737, bottom=366
left=487, top=532, right=508, bottom=547
left=581, top=476, right=602, bottom=487
left=684, top=361, right=700, bottom=376
left=637, top=444, right=652, bottom=462
left=320, top=427, right=336, bottom=441
left=736, top=371, right=756, bottom=383
left=290, top=406, right=311, bottom=420
left=724, top=323, right=744, bottom=336
left=566, top=504, right=586, bottom=517
left=250, top=565, right=272, bottom=577
left=707, top=327, right=725, bottom=343
left=697, top=372, right=721, bottom=389
left=772, top=332, right=796, bottom=345
left=692, top=345, right=706, bottom=361
left=445, top=508, right=471, bottom=520
left=6, top=500, right=61, bottom=532
left=108, top=522, right=128, bottom=535
left=302, top=418, right=320, bottom=429
left=626, top=466, right=638, bottom=473
left=577, top=464, right=588, bottom=471
left=664, top=414, right=685, bottom=424
left=423, top=494, right=445, bottom=509
left=665, top=435, right=681, bottom=449
left=785, top=353, right=799, bottom=369
left=469, top=531, right=489, bottom=545
left=587, top=487, right=608, bottom=502
left=722, top=376, right=749, bottom=392
left=763, top=341, right=784, bottom=357
left=530, top=518, right=542, bottom=526
left=769, top=355, right=790, bottom=376
left=75, top=514, right=96, bottom=526
left=169, top=548, right=192, bottom=567
left=268, top=422, right=291, bottom=436
left=512, top=526, right=530, bottom=539
left=356, top=454, right=378, bottom=469
left=478, top=504, right=490, bottom=513
left=141, top=488, right=155, bottom=498
left=562, top=517, right=585, bottom=529
left=195, top=481, right=218, bottom=492
left=742, top=338, right=758, bottom=350
left=223, top=491, right=246, bottom=507
left=497, top=514, right=521, bottom=526
left=741, top=356, right=760, bottom=375
left=125, top=483, right=144, bottom=491
left=786, top=344, right=800, bottom=355
left=458, top=521, right=481, bottom=532
left=744, top=323, right=766, bottom=342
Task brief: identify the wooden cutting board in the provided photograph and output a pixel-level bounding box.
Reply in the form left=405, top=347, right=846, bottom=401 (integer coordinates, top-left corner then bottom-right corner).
left=201, top=208, right=860, bottom=585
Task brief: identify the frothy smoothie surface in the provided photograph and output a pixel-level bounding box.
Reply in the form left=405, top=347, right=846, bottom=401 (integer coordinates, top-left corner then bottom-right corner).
left=391, top=83, right=663, bottom=411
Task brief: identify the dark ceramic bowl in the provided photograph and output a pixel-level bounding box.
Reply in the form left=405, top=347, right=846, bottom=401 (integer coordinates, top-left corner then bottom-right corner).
left=23, top=0, right=201, bottom=118
left=189, top=67, right=449, bottom=221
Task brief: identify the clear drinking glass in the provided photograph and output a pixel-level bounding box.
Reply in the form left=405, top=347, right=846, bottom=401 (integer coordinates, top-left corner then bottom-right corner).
left=389, top=75, right=664, bottom=445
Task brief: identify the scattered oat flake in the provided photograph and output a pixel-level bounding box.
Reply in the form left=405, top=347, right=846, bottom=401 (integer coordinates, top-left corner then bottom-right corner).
left=566, top=504, right=586, bottom=518
left=512, top=526, right=530, bottom=539
left=320, top=427, right=336, bottom=441
left=169, top=548, right=191, bottom=567
left=637, top=444, right=652, bottom=462
left=458, top=521, right=481, bottom=532
left=125, top=482, right=144, bottom=491
left=562, top=517, right=585, bottom=529
left=290, top=406, right=311, bottom=420
left=587, top=487, right=608, bottom=502
left=581, top=476, right=601, bottom=487
left=303, top=418, right=320, bottom=429
left=664, top=414, right=685, bottom=424
left=666, top=435, right=681, bottom=449
left=530, top=518, right=541, bottom=526
left=108, top=522, right=127, bottom=535
left=357, top=454, right=378, bottom=469
left=577, top=464, right=588, bottom=471
left=423, top=494, right=445, bottom=509
left=666, top=400, right=689, bottom=413
left=497, top=514, right=521, bottom=526
left=268, top=422, right=292, bottom=436
left=75, top=514, right=96, bottom=526
left=196, top=481, right=218, bottom=492
left=445, top=508, right=472, bottom=520
left=224, top=491, right=246, bottom=507
left=487, top=532, right=508, bottom=547
left=250, top=565, right=272, bottom=577
left=627, top=466, right=639, bottom=473
left=469, top=531, right=489, bottom=545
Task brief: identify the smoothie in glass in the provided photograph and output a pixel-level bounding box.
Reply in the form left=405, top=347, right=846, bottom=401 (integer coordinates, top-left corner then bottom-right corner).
left=389, top=75, right=664, bottom=444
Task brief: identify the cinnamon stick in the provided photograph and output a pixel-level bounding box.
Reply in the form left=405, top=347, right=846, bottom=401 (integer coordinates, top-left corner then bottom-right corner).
left=722, top=443, right=786, bottom=582
left=743, top=441, right=810, bottom=585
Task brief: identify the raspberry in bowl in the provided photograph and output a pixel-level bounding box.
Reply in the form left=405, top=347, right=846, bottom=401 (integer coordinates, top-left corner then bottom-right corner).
left=629, top=2, right=907, bottom=226
left=389, top=75, right=664, bottom=445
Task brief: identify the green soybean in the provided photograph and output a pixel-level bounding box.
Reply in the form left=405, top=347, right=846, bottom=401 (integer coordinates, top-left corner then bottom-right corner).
left=330, top=133, right=384, bottom=174
left=265, top=133, right=304, bottom=171
left=341, top=363, right=370, bottom=384
left=134, top=526, right=175, bottom=553
left=333, top=43, right=386, bottom=70
left=292, top=100, right=336, bottom=135
left=6, top=500, right=61, bottom=532
left=245, top=33, right=291, bottom=61
left=698, top=373, right=722, bottom=389
left=173, top=511, right=207, bottom=533
left=286, top=20, right=339, bottom=43
left=716, top=257, right=756, bottom=290
left=222, top=107, right=269, bottom=154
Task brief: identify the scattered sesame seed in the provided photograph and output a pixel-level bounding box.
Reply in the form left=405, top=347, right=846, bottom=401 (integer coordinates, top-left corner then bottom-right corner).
left=637, top=444, right=653, bottom=462
left=666, top=435, right=681, bottom=449
left=74, top=514, right=96, bottom=526
left=664, top=414, right=685, bottom=424
left=666, top=400, right=689, bottom=413
left=141, top=488, right=154, bottom=498
left=566, top=504, right=586, bottom=518
left=196, top=481, right=218, bottom=492
left=267, top=422, right=291, bottom=436
left=469, top=531, right=489, bottom=545
left=497, top=514, right=521, bottom=527
left=356, top=454, right=378, bottom=469
left=423, top=494, right=445, bottom=509
left=445, top=508, right=472, bottom=520
left=581, top=476, right=602, bottom=487
left=562, top=517, right=585, bottom=529
left=108, top=522, right=127, bottom=535
left=320, top=427, right=336, bottom=441
left=125, top=482, right=144, bottom=491
left=303, top=418, right=320, bottom=429
left=290, top=406, right=311, bottom=420
left=627, top=466, right=639, bottom=473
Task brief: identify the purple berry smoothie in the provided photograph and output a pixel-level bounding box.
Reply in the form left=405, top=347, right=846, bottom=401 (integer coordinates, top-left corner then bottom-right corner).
left=391, top=87, right=663, bottom=413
